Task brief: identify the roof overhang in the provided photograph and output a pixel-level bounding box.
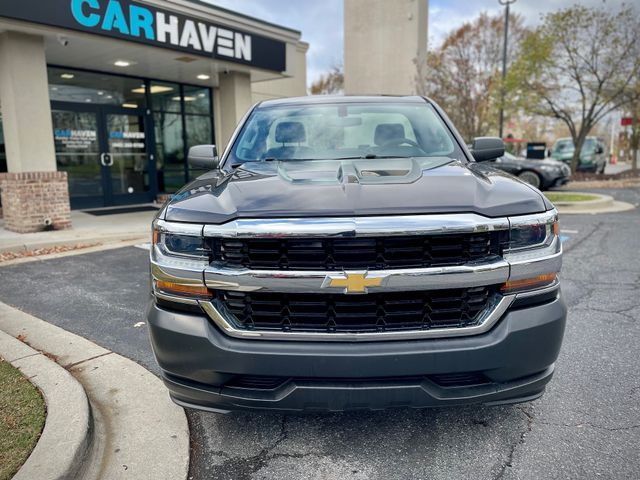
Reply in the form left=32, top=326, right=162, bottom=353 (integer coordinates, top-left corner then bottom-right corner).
left=0, top=0, right=303, bottom=85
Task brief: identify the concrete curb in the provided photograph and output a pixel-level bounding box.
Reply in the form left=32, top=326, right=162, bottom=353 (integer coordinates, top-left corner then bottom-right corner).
left=0, top=329, right=91, bottom=480
left=558, top=200, right=636, bottom=215
left=551, top=192, right=636, bottom=215
left=0, top=302, right=190, bottom=480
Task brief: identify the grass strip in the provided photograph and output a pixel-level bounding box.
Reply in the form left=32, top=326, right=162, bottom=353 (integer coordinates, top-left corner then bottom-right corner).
left=0, top=357, right=46, bottom=480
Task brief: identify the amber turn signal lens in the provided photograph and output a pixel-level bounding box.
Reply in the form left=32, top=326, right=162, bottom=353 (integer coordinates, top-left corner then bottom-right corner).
left=152, top=229, right=159, bottom=245
left=552, top=221, right=559, bottom=236
left=501, top=273, right=557, bottom=293
left=155, top=280, right=212, bottom=298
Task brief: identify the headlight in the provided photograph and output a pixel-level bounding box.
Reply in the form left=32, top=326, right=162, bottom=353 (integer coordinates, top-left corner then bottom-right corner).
left=539, top=165, right=558, bottom=172
left=508, top=211, right=558, bottom=251
left=151, top=220, right=212, bottom=304
left=502, top=210, right=561, bottom=294
left=152, top=221, right=210, bottom=259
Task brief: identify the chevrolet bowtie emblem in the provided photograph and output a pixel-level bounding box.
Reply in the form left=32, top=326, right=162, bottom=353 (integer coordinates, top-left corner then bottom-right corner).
left=322, top=272, right=384, bottom=294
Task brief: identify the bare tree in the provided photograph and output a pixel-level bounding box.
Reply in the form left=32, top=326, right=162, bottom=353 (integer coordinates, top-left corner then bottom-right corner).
left=508, top=4, right=640, bottom=172
left=416, top=12, right=528, bottom=142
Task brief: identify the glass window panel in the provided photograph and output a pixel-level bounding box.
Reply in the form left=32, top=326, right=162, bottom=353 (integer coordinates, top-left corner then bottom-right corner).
left=183, top=86, right=211, bottom=115
left=185, top=115, right=213, bottom=149
left=185, top=114, right=213, bottom=180
left=47, top=67, right=146, bottom=108
left=154, top=112, right=185, bottom=193
left=150, top=82, right=182, bottom=113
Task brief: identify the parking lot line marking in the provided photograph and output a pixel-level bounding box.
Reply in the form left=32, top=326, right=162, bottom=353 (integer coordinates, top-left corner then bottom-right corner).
left=134, top=243, right=151, bottom=251
left=562, top=229, right=579, bottom=234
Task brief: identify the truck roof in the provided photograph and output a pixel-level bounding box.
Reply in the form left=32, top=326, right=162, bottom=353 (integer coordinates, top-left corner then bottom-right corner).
left=257, top=95, right=427, bottom=108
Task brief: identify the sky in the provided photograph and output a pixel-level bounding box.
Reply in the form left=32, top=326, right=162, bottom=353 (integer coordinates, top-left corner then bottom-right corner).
left=203, top=0, right=629, bottom=86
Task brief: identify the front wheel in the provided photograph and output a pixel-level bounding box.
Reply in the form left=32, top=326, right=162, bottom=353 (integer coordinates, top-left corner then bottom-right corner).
left=518, top=170, right=542, bottom=189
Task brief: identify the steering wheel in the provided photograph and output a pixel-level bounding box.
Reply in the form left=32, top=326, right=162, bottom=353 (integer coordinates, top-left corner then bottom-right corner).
left=381, top=137, right=421, bottom=148
left=363, top=137, right=428, bottom=157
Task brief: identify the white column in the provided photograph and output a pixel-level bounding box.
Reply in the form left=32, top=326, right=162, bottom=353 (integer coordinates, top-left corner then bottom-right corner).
left=0, top=31, right=56, bottom=172
left=215, top=71, right=252, bottom=151
left=344, top=0, right=428, bottom=95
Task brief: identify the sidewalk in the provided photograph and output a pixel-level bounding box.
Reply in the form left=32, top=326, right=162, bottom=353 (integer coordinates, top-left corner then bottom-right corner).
left=0, top=207, right=157, bottom=254
left=0, top=301, right=189, bottom=480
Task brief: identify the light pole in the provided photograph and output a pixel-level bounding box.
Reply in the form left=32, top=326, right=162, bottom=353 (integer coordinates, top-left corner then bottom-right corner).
left=498, top=0, right=517, bottom=140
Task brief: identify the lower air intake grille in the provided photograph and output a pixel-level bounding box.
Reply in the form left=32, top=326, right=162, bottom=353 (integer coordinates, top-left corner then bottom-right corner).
left=217, top=286, right=496, bottom=333
left=224, top=373, right=491, bottom=391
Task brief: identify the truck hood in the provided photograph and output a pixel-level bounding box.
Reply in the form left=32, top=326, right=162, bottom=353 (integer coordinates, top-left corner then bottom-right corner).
left=163, top=158, right=548, bottom=224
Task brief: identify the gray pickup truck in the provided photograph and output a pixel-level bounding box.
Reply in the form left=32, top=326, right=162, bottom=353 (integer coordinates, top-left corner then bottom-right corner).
left=147, top=96, right=566, bottom=413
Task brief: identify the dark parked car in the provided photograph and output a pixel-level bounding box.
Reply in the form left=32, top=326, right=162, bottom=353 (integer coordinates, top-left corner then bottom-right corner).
left=148, top=96, right=566, bottom=413
left=486, top=152, right=571, bottom=190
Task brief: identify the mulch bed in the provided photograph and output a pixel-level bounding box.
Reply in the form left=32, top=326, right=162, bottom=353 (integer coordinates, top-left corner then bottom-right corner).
left=559, top=168, right=640, bottom=190
left=0, top=243, right=100, bottom=263
left=571, top=168, right=640, bottom=182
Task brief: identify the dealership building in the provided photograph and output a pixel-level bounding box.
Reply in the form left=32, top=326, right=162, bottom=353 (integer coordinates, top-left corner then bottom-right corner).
left=0, top=0, right=308, bottom=232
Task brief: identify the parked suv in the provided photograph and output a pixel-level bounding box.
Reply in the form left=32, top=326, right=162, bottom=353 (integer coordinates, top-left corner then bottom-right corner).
left=550, top=137, right=606, bottom=173
left=148, top=96, right=566, bottom=413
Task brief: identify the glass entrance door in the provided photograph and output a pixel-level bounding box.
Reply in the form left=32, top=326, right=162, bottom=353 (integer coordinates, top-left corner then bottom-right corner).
left=103, top=109, right=154, bottom=206
left=52, top=103, right=156, bottom=209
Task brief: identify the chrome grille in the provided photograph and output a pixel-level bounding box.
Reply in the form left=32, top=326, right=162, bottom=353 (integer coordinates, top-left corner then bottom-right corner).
left=209, top=232, right=504, bottom=270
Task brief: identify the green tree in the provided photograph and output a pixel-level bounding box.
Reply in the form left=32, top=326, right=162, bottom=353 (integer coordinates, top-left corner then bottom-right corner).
left=416, top=12, right=528, bottom=142
left=507, top=4, right=640, bottom=173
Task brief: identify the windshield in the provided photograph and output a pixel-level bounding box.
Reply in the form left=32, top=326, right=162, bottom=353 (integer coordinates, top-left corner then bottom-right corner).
left=226, top=102, right=465, bottom=165
left=553, top=138, right=596, bottom=154
left=553, top=139, right=574, bottom=153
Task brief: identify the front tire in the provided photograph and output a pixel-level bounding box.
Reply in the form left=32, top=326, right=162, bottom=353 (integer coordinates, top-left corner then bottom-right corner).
left=518, top=170, right=542, bottom=189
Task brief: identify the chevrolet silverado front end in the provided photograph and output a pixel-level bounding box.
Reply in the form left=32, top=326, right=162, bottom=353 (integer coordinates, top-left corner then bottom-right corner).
left=147, top=96, right=566, bottom=413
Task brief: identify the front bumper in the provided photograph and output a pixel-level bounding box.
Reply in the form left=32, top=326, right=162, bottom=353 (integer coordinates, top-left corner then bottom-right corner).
left=546, top=174, right=571, bottom=188
left=538, top=169, right=570, bottom=189
left=147, top=291, right=567, bottom=413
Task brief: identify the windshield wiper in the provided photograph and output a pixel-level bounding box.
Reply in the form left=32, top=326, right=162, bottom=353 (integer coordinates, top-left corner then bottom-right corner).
left=231, top=157, right=278, bottom=168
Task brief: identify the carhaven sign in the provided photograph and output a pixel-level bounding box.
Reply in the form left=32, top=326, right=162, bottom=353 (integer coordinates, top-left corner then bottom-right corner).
left=0, top=0, right=287, bottom=72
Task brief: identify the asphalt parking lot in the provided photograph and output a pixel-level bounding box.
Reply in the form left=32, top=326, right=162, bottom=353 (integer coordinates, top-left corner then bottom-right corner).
left=0, top=187, right=638, bottom=480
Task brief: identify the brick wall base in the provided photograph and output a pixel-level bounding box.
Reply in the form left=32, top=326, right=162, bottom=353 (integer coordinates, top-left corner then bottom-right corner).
left=0, top=171, right=72, bottom=233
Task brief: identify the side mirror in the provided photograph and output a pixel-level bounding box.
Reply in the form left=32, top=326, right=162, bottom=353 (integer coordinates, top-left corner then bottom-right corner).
left=188, top=145, right=219, bottom=169
left=470, top=137, right=505, bottom=162
left=595, top=145, right=604, bottom=154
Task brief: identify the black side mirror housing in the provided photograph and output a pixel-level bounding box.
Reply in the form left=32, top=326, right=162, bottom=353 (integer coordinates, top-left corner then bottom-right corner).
left=188, top=145, right=219, bottom=169
left=470, top=137, right=505, bottom=162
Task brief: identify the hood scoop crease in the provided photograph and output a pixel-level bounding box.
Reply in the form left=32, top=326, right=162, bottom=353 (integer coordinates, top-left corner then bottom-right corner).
left=276, top=158, right=425, bottom=186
